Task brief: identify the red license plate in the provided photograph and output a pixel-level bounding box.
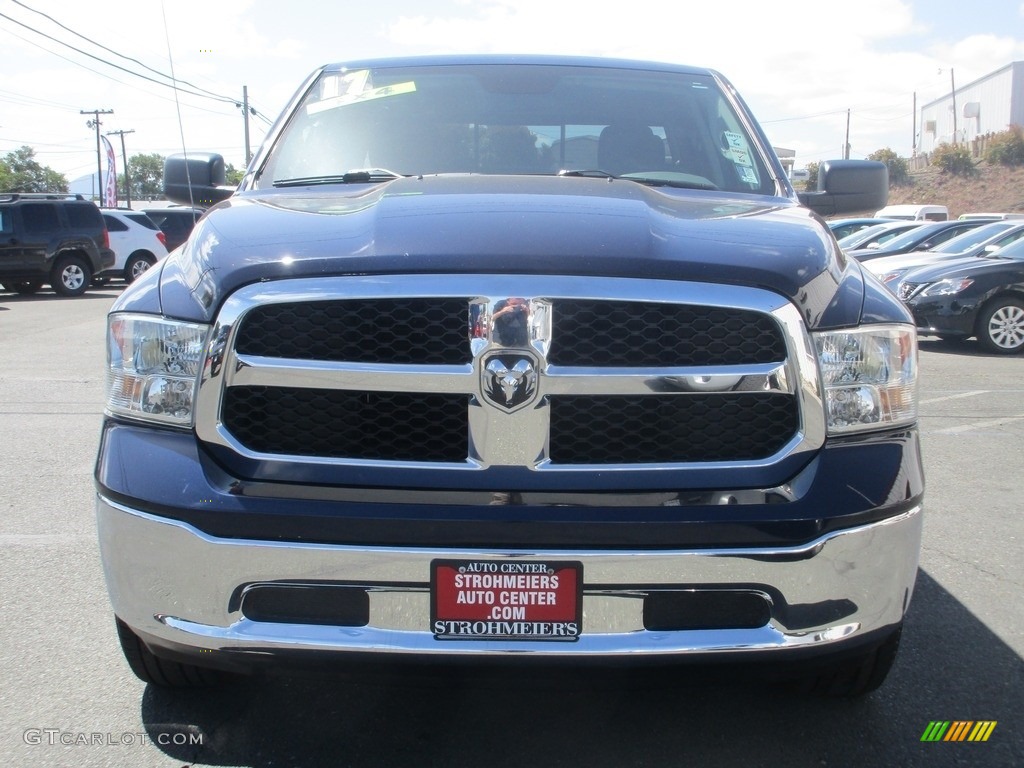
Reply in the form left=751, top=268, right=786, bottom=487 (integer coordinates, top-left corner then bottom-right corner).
left=431, top=560, right=582, bottom=641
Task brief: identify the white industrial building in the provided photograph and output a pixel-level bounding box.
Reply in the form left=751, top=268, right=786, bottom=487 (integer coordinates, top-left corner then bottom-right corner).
left=917, top=61, right=1024, bottom=153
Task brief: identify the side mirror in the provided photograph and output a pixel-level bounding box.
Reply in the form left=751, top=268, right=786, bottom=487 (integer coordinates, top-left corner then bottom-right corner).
left=798, top=160, right=888, bottom=217
left=163, top=153, right=235, bottom=208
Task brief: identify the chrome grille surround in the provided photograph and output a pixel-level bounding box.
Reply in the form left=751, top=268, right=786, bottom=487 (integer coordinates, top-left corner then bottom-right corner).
left=897, top=281, right=924, bottom=302
left=195, top=275, right=825, bottom=475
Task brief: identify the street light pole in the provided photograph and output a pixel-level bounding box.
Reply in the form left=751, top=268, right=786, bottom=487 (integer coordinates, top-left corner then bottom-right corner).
left=81, top=109, right=113, bottom=203
left=106, top=129, right=135, bottom=208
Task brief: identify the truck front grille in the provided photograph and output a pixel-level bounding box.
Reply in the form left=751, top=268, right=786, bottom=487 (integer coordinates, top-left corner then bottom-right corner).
left=223, top=387, right=469, bottom=462
left=200, top=275, right=819, bottom=475
left=549, top=394, right=798, bottom=464
left=235, top=298, right=471, bottom=364
left=549, top=300, right=786, bottom=366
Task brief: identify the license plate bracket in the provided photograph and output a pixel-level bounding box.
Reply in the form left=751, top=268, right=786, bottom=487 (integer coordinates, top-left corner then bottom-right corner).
left=431, top=559, right=582, bottom=641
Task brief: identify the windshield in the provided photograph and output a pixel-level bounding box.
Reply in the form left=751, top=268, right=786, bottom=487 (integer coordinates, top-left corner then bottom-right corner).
left=928, top=222, right=1015, bottom=254
left=837, top=223, right=889, bottom=248
left=838, top=223, right=916, bottom=249
left=257, top=63, right=777, bottom=195
left=988, top=237, right=1024, bottom=260
left=872, top=222, right=944, bottom=251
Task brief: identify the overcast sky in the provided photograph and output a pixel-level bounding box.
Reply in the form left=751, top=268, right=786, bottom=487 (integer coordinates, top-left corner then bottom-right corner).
left=2, top=0, right=1023, bottom=184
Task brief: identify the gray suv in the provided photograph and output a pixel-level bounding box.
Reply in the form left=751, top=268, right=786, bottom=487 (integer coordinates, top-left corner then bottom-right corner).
left=0, top=193, right=115, bottom=297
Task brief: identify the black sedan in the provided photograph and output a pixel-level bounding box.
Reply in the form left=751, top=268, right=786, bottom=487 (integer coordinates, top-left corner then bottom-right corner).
left=897, top=237, right=1024, bottom=353
left=846, top=219, right=986, bottom=262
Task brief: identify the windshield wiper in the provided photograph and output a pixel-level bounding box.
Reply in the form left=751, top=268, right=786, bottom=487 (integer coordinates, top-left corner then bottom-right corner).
left=273, top=168, right=404, bottom=187
left=558, top=169, right=615, bottom=179
left=558, top=169, right=718, bottom=190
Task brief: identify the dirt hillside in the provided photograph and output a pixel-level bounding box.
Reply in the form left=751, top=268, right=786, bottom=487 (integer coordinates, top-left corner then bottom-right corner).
left=881, top=163, right=1024, bottom=219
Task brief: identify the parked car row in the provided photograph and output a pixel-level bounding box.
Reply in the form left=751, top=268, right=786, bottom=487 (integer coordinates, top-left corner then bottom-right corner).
left=832, top=218, right=1024, bottom=354
left=894, top=238, right=1024, bottom=354
left=1, top=196, right=202, bottom=297
left=845, top=219, right=989, bottom=262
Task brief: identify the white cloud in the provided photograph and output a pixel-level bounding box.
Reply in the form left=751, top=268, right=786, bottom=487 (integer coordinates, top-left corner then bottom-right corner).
left=3, top=0, right=1021, bottom=176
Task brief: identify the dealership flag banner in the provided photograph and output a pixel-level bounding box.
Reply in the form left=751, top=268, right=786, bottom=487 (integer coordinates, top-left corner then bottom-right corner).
left=101, top=135, right=117, bottom=207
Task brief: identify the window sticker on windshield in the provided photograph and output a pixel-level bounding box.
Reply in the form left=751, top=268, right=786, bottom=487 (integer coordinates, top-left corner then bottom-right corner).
left=723, top=131, right=752, bottom=167
left=737, top=166, right=759, bottom=185
left=308, top=71, right=417, bottom=115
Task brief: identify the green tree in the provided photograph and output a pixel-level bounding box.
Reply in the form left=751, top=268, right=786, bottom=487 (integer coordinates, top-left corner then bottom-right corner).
left=121, top=153, right=165, bottom=201
left=0, top=145, right=68, bottom=192
left=867, top=148, right=909, bottom=186
left=805, top=161, right=819, bottom=189
left=225, top=163, right=245, bottom=186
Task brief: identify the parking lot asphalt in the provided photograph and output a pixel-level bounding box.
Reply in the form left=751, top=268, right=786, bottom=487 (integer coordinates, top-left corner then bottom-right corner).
left=0, top=285, right=1021, bottom=768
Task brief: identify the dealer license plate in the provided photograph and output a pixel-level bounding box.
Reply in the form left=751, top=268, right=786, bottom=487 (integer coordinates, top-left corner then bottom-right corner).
left=431, top=560, right=582, bottom=641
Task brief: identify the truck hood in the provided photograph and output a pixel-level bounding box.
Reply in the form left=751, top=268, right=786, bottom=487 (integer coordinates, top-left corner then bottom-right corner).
left=137, top=175, right=867, bottom=326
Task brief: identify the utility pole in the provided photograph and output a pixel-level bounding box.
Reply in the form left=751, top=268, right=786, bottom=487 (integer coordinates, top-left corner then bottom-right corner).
left=242, top=86, right=252, bottom=164
left=844, top=109, right=851, bottom=160
left=912, top=92, right=917, bottom=156
left=950, top=68, right=958, bottom=145
left=81, top=109, right=113, bottom=203
left=106, top=129, right=135, bottom=208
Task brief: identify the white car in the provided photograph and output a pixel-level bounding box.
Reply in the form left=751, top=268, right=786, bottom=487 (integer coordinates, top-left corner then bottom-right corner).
left=96, top=209, right=169, bottom=284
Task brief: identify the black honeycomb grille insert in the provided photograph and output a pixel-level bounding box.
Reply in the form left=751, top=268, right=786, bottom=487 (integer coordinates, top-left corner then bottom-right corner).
left=222, top=386, right=468, bottom=462
left=549, top=394, right=798, bottom=464
left=234, top=298, right=470, bottom=364
left=549, top=300, right=786, bottom=366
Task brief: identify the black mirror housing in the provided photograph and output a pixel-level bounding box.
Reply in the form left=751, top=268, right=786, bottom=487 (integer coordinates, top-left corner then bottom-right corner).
left=163, top=153, right=235, bottom=208
left=798, top=160, right=888, bottom=217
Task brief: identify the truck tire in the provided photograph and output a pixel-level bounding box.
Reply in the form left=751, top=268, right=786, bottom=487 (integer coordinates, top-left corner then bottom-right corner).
left=791, top=625, right=902, bottom=697
left=114, top=617, right=235, bottom=688
left=51, top=255, right=91, bottom=297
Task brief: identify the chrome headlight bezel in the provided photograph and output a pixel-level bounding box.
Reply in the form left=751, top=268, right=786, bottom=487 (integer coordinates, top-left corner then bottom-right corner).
left=105, top=313, right=210, bottom=427
left=812, top=324, right=918, bottom=435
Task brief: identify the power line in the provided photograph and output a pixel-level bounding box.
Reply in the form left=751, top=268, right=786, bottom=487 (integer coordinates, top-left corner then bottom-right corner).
left=0, top=9, right=239, bottom=105
left=11, top=0, right=240, bottom=105
left=761, top=109, right=849, bottom=124
left=6, top=1, right=278, bottom=124
left=0, top=25, right=244, bottom=120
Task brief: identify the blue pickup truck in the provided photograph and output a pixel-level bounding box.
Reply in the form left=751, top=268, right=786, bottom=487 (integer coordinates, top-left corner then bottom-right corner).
left=95, top=55, right=923, bottom=696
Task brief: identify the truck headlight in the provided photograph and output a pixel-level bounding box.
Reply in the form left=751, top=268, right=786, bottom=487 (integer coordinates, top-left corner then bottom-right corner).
left=813, top=325, right=917, bottom=434
left=105, top=314, right=210, bottom=426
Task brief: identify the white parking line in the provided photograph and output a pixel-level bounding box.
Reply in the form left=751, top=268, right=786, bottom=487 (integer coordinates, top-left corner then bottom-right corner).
left=920, top=390, right=989, bottom=405
left=935, top=415, right=1024, bottom=435
left=0, top=534, right=93, bottom=547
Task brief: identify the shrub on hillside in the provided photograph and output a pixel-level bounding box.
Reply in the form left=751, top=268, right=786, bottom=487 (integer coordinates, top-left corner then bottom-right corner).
left=932, top=142, right=976, bottom=176
left=984, top=126, right=1024, bottom=167
left=867, top=148, right=910, bottom=186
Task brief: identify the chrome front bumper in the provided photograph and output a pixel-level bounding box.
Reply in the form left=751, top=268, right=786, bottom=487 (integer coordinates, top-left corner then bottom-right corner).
left=97, top=495, right=922, bottom=659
